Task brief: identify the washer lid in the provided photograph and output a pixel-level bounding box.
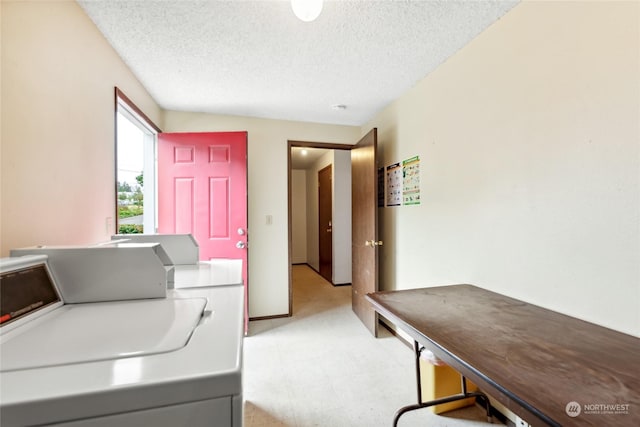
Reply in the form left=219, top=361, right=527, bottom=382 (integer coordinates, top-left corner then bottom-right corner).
left=174, top=259, right=243, bottom=288
left=0, top=298, right=207, bottom=372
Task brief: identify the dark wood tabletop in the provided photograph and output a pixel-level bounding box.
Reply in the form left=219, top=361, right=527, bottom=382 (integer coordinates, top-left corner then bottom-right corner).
left=366, top=284, right=640, bottom=427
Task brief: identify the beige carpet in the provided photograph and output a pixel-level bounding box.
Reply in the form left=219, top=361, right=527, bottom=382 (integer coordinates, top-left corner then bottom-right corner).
left=243, top=264, right=501, bottom=427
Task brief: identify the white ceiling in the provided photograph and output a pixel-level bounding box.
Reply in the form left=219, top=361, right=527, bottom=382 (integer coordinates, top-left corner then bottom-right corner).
left=78, top=0, right=518, bottom=126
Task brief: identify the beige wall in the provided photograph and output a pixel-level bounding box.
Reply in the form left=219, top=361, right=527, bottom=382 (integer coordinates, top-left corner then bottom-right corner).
left=2, top=0, right=638, bottom=333
left=365, top=0, right=640, bottom=336
left=0, top=0, right=359, bottom=320
left=1, top=0, right=161, bottom=255
left=162, top=111, right=359, bottom=317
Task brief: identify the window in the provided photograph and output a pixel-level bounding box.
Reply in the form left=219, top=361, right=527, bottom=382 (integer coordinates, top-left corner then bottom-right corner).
left=115, top=89, right=160, bottom=234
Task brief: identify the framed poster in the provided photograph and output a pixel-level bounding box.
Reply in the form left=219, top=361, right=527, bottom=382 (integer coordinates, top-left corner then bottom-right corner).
left=402, top=155, right=420, bottom=205
left=386, top=163, right=402, bottom=207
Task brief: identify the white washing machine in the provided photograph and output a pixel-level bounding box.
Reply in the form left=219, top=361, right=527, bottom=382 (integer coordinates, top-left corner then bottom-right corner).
left=110, top=234, right=243, bottom=290
left=0, top=254, right=244, bottom=427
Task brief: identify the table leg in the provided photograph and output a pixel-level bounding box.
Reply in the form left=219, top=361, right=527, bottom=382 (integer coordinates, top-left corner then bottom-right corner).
left=393, top=341, right=492, bottom=426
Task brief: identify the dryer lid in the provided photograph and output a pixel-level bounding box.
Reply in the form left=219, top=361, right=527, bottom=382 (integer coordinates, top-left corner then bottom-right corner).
left=0, top=297, right=207, bottom=372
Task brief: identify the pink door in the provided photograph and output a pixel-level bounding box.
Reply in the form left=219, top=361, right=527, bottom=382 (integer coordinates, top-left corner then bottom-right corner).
left=158, top=131, right=248, bottom=330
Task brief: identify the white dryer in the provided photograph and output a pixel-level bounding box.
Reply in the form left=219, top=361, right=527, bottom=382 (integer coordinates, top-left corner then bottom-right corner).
left=0, top=254, right=244, bottom=427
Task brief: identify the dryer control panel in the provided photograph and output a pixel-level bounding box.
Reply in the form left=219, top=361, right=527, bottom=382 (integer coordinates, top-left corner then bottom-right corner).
left=0, top=262, right=61, bottom=327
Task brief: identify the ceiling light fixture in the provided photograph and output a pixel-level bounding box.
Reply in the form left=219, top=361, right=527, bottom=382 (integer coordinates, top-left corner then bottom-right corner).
left=301, top=149, right=308, bottom=156
left=291, top=0, right=323, bottom=22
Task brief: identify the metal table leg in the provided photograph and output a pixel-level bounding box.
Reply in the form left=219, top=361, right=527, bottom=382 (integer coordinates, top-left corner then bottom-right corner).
left=393, top=341, right=492, bottom=426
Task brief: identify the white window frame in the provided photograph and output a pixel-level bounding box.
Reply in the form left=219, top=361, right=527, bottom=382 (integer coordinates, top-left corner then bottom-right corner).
left=115, top=92, right=159, bottom=234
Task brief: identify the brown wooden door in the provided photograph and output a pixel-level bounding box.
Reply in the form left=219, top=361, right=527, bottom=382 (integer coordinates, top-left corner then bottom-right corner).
left=351, top=128, right=379, bottom=336
left=318, top=165, right=333, bottom=283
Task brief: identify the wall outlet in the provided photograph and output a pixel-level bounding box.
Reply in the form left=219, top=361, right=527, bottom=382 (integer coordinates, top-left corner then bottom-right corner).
left=515, top=416, right=530, bottom=427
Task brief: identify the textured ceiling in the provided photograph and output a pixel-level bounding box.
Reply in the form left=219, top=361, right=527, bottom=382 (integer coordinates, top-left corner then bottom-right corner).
left=78, top=0, right=518, bottom=126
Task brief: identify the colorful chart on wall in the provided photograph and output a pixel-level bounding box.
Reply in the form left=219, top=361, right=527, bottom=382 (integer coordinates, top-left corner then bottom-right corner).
left=386, top=163, right=402, bottom=207
left=402, top=155, right=420, bottom=205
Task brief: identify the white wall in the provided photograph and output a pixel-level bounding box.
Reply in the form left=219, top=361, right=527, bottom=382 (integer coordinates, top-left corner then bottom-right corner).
left=332, top=150, right=352, bottom=284
left=1, top=1, right=162, bottom=256
left=365, top=1, right=640, bottom=336
left=291, top=169, right=307, bottom=264
left=162, top=111, right=359, bottom=317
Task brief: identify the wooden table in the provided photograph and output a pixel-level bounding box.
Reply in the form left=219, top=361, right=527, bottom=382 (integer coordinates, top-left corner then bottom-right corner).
left=366, top=285, right=640, bottom=426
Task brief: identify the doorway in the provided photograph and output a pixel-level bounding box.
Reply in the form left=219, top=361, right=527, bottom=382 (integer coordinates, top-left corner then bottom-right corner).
left=287, top=141, right=353, bottom=314
left=288, top=130, right=379, bottom=335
